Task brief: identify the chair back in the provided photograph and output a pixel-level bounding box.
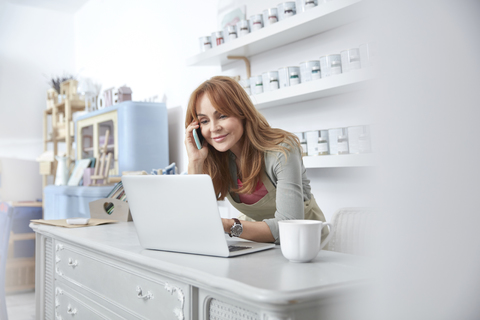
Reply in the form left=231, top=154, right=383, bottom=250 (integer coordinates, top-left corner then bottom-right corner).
left=325, top=207, right=376, bottom=256
left=0, top=202, right=14, bottom=320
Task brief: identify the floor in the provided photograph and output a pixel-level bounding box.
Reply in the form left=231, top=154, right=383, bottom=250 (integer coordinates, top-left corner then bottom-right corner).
left=5, top=291, right=35, bottom=320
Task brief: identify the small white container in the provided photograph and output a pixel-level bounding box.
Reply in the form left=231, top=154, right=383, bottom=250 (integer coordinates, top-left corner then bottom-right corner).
left=262, top=71, right=280, bottom=92
left=293, top=132, right=307, bottom=156
left=249, top=14, right=264, bottom=32
left=300, top=60, right=321, bottom=82
left=224, top=25, right=237, bottom=42
left=263, top=8, right=279, bottom=26
left=236, top=20, right=250, bottom=37
left=198, top=36, right=212, bottom=52
left=328, top=128, right=343, bottom=155
left=340, top=48, right=361, bottom=73
left=300, top=0, right=318, bottom=11
left=278, top=66, right=301, bottom=88
left=277, top=2, right=296, bottom=21
left=359, top=42, right=377, bottom=68
left=305, top=131, right=319, bottom=156
left=211, top=31, right=224, bottom=48
left=311, top=65, right=321, bottom=80
left=317, top=130, right=329, bottom=155
left=289, top=71, right=300, bottom=86
left=320, top=54, right=342, bottom=77
left=239, top=79, right=251, bottom=95
left=337, top=128, right=349, bottom=154
left=249, top=75, right=263, bottom=95
left=348, top=125, right=372, bottom=154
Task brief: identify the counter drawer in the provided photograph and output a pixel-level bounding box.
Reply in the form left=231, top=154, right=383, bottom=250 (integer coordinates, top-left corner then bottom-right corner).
left=55, top=285, right=121, bottom=320
left=55, top=242, right=188, bottom=320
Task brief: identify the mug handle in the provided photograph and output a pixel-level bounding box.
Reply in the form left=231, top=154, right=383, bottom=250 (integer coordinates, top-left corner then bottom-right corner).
left=320, top=222, right=334, bottom=250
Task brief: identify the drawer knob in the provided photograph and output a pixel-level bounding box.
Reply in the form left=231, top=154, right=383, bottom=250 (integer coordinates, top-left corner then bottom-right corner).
left=67, top=305, right=77, bottom=315
left=68, top=258, right=78, bottom=268
left=136, top=286, right=154, bottom=300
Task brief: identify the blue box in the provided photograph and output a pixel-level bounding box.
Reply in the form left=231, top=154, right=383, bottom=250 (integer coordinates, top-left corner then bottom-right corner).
left=0, top=201, right=42, bottom=258
left=44, top=186, right=112, bottom=220
left=11, top=205, right=42, bottom=233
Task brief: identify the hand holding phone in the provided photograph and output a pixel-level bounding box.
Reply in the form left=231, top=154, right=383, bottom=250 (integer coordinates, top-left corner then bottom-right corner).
left=192, top=128, right=204, bottom=150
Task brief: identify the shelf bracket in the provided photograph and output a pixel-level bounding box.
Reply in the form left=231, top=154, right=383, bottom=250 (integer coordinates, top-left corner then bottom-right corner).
left=227, top=56, right=251, bottom=79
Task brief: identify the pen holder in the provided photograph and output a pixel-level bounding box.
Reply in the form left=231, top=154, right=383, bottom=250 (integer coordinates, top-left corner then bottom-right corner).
left=89, top=198, right=132, bottom=221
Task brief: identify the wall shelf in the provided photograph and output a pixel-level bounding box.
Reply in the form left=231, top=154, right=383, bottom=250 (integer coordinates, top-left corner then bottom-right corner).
left=186, top=0, right=365, bottom=67
left=252, top=68, right=373, bottom=109
left=303, top=153, right=375, bottom=168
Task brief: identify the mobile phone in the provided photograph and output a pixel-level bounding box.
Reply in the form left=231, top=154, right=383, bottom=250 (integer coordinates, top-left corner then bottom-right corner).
left=192, top=128, right=204, bottom=150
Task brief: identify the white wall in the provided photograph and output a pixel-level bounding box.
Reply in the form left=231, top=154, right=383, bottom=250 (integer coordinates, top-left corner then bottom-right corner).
left=0, top=2, right=76, bottom=160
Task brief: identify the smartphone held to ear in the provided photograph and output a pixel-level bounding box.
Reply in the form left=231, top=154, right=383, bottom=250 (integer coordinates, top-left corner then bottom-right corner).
left=193, top=128, right=204, bottom=150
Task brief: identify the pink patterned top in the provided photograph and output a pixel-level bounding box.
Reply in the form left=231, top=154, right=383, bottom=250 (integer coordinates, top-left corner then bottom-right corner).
left=237, top=178, right=269, bottom=205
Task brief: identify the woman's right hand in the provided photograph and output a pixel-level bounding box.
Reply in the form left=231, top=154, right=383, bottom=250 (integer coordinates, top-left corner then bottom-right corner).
left=185, top=121, right=208, bottom=174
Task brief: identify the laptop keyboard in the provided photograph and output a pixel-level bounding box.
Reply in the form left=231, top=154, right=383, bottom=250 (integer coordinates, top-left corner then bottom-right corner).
left=228, top=245, right=252, bottom=252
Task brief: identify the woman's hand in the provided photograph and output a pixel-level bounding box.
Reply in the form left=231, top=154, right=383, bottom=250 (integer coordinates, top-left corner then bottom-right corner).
left=185, top=121, right=208, bottom=174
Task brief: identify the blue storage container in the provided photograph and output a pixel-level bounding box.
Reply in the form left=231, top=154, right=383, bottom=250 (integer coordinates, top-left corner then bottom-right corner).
left=74, top=101, right=169, bottom=176
left=44, top=186, right=112, bottom=220
left=0, top=201, right=42, bottom=258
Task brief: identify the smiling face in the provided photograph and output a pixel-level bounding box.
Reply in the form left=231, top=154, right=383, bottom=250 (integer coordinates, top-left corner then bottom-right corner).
left=196, top=93, right=244, bottom=156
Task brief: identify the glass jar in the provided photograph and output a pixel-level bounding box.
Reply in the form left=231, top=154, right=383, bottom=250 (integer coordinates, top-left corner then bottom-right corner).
left=211, top=31, right=224, bottom=47
left=300, top=0, right=318, bottom=11
left=300, top=60, right=321, bottom=82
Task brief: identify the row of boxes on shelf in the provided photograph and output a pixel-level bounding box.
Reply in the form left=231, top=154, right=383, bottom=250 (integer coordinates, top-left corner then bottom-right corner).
left=199, top=0, right=337, bottom=52
left=240, top=43, right=376, bottom=95
left=295, top=125, right=372, bottom=156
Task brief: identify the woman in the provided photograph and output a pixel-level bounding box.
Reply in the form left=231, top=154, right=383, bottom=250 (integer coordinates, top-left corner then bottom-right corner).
left=185, top=76, right=327, bottom=244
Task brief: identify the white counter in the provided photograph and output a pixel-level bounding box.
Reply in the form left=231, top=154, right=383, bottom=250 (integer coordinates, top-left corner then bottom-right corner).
left=32, top=221, right=371, bottom=320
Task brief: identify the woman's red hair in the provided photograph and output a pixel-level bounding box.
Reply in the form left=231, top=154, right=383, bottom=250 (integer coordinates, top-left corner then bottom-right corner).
left=185, top=76, right=300, bottom=200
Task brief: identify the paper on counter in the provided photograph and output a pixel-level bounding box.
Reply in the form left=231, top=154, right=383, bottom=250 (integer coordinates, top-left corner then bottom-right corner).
left=30, top=218, right=118, bottom=228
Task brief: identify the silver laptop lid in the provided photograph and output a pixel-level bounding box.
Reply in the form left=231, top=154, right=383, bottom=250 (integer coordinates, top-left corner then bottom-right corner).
left=122, top=175, right=230, bottom=257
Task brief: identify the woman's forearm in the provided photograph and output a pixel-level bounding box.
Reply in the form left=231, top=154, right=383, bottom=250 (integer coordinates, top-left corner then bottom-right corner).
left=222, top=219, right=275, bottom=243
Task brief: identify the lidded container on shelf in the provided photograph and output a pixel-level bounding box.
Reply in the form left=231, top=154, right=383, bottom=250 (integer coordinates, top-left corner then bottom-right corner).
left=277, top=2, right=296, bottom=21
left=289, top=71, right=300, bottom=86
left=211, top=31, right=225, bottom=47
left=249, top=75, right=264, bottom=95
left=224, top=25, right=238, bottom=42
left=317, top=130, right=329, bottom=155
left=320, top=54, right=342, bottom=77
left=300, top=60, right=321, bottom=82
left=239, top=79, right=251, bottom=95
left=262, top=71, right=280, bottom=92
left=299, top=0, right=318, bottom=11
left=340, top=48, right=361, bottom=73
left=236, top=20, right=250, bottom=37
left=294, top=132, right=308, bottom=156
left=278, top=66, right=301, bottom=88
left=347, top=125, right=372, bottom=154
left=359, top=42, right=377, bottom=68
left=262, top=8, right=279, bottom=26
left=198, top=36, right=212, bottom=52
left=249, top=14, right=264, bottom=31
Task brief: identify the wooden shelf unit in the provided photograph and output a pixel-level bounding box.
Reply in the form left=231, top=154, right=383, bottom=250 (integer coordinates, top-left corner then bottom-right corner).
left=41, top=80, right=86, bottom=190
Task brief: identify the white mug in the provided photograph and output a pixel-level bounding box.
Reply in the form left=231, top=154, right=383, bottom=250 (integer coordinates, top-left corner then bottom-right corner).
left=278, top=220, right=333, bottom=263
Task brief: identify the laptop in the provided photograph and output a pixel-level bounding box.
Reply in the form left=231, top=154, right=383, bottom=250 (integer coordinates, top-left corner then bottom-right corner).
left=122, top=174, right=275, bottom=257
